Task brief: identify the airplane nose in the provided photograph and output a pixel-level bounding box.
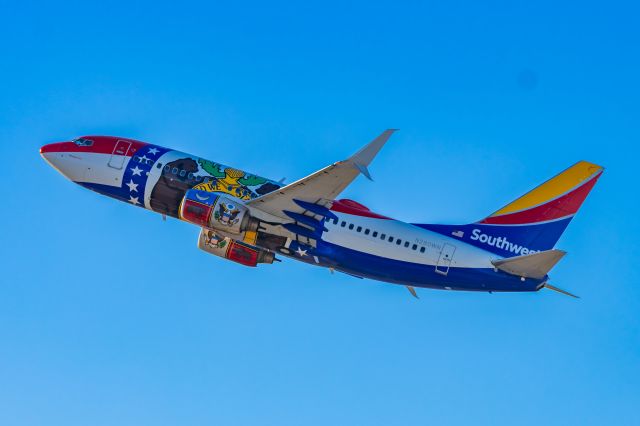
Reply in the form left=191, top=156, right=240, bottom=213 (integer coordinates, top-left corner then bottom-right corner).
left=40, top=141, right=85, bottom=181
left=40, top=142, right=66, bottom=155
left=40, top=142, right=65, bottom=168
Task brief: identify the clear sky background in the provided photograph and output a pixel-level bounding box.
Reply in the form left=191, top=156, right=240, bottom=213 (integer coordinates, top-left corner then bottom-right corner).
left=1, top=1, right=638, bottom=425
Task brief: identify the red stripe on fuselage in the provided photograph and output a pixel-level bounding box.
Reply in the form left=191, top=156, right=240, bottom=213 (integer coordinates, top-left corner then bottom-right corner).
left=480, top=171, right=602, bottom=225
left=40, top=136, right=147, bottom=156
left=331, top=199, right=391, bottom=219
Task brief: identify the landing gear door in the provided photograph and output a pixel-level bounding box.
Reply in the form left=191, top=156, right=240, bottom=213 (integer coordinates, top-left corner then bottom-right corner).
left=435, top=243, right=456, bottom=276
left=108, top=140, right=131, bottom=169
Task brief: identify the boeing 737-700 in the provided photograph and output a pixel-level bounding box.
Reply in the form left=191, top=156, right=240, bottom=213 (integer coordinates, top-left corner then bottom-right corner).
left=40, top=130, right=603, bottom=298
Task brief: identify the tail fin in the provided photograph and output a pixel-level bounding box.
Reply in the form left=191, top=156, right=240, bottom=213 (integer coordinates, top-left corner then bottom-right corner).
left=414, top=161, right=603, bottom=258
left=480, top=161, right=603, bottom=226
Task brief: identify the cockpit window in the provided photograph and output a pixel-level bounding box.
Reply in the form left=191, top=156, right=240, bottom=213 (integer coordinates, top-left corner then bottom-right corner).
left=72, top=138, right=94, bottom=147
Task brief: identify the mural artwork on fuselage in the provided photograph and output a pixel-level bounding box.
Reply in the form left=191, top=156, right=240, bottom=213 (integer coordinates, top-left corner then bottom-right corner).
left=193, top=159, right=280, bottom=200
left=149, top=157, right=199, bottom=216
left=147, top=151, right=281, bottom=217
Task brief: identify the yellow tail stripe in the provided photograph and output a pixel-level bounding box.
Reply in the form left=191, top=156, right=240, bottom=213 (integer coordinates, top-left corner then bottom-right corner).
left=491, top=161, right=603, bottom=217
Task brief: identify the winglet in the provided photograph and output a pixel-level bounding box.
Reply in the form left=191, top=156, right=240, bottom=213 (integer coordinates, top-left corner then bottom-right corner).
left=349, top=129, right=397, bottom=179
left=353, top=162, right=372, bottom=180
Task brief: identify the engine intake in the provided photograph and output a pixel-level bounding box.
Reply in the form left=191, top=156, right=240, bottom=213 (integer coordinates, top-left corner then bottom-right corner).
left=180, top=189, right=259, bottom=235
left=198, top=229, right=275, bottom=267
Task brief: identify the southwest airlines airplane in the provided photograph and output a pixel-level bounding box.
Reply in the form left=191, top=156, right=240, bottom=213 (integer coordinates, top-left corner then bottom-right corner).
left=40, top=130, right=603, bottom=298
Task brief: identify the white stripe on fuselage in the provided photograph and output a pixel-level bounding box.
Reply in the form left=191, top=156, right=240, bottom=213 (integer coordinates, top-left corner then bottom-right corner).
left=323, top=213, right=495, bottom=269
left=46, top=151, right=131, bottom=187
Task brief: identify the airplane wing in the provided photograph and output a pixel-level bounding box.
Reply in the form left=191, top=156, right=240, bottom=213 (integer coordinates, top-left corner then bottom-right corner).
left=246, top=129, right=397, bottom=221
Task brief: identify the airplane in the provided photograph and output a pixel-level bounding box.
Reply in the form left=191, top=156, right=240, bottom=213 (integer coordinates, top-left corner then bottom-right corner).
left=40, top=130, right=603, bottom=298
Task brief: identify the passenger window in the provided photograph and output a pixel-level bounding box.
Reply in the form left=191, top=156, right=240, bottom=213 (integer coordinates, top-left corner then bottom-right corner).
left=388, top=236, right=393, bottom=243
left=404, top=241, right=410, bottom=248
left=341, top=221, right=346, bottom=227
left=164, top=165, right=170, bottom=172
left=381, top=233, right=386, bottom=240
left=412, top=244, right=417, bottom=250
left=133, top=156, right=140, bottom=162
left=172, top=167, right=178, bottom=174
left=348, top=224, right=354, bottom=230
left=188, top=172, right=194, bottom=180
left=147, top=159, right=153, bottom=165
left=372, top=231, right=378, bottom=237
left=364, top=229, right=370, bottom=235
left=356, top=226, right=362, bottom=232
left=396, top=239, right=402, bottom=245
left=157, top=163, right=163, bottom=169
left=420, top=247, right=426, bottom=253
left=179, top=170, right=186, bottom=177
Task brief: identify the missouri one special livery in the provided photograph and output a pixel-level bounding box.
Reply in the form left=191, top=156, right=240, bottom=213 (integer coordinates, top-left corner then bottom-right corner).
left=41, top=131, right=603, bottom=298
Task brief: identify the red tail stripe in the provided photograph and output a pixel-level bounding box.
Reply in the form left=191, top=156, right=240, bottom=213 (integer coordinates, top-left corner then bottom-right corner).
left=480, top=173, right=601, bottom=225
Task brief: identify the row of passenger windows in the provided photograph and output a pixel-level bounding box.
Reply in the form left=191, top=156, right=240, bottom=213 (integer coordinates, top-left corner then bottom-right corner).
left=132, top=155, right=154, bottom=166
left=162, top=164, right=213, bottom=183
left=328, top=217, right=427, bottom=253
left=131, top=158, right=214, bottom=184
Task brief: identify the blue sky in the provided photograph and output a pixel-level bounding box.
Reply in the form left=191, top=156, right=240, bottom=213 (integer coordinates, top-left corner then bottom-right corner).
left=1, top=0, right=639, bottom=424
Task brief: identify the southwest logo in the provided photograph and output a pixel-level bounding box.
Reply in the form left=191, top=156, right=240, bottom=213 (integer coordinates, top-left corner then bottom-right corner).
left=470, top=228, right=539, bottom=256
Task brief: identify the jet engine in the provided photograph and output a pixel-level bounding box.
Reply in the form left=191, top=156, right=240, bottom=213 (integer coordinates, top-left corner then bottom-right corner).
left=180, top=189, right=259, bottom=235
left=198, top=229, right=276, bottom=267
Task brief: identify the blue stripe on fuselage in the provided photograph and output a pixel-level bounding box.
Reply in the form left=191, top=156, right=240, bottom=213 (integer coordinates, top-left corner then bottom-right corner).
left=414, top=219, right=572, bottom=258
left=289, top=240, right=543, bottom=292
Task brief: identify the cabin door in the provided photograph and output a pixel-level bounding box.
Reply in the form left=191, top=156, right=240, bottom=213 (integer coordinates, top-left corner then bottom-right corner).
left=435, top=243, right=456, bottom=276
left=108, top=140, right=131, bottom=169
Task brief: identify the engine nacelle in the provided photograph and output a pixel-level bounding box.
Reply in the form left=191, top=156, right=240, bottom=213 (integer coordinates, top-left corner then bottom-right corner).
left=198, top=229, right=275, bottom=267
left=180, top=189, right=259, bottom=235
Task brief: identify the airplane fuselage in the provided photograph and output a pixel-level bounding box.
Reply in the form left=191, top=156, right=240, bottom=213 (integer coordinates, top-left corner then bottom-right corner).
left=40, top=135, right=549, bottom=293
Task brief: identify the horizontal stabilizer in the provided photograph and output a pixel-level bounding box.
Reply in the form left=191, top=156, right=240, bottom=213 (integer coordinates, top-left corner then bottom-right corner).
left=492, top=249, right=566, bottom=279
left=542, top=283, right=579, bottom=298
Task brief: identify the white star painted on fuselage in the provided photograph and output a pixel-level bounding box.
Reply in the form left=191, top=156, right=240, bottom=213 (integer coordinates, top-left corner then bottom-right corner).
left=128, top=195, right=140, bottom=205
left=126, top=180, right=138, bottom=192
left=131, top=166, right=143, bottom=176
left=147, top=147, right=159, bottom=155
left=295, top=247, right=308, bottom=257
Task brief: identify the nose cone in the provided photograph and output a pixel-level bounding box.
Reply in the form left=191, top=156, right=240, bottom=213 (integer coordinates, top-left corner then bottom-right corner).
left=40, top=142, right=64, bottom=169
left=40, top=141, right=87, bottom=181
left=40, top=142, right=65, bottom=163
left=40, top=142, right=66, bottom=155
